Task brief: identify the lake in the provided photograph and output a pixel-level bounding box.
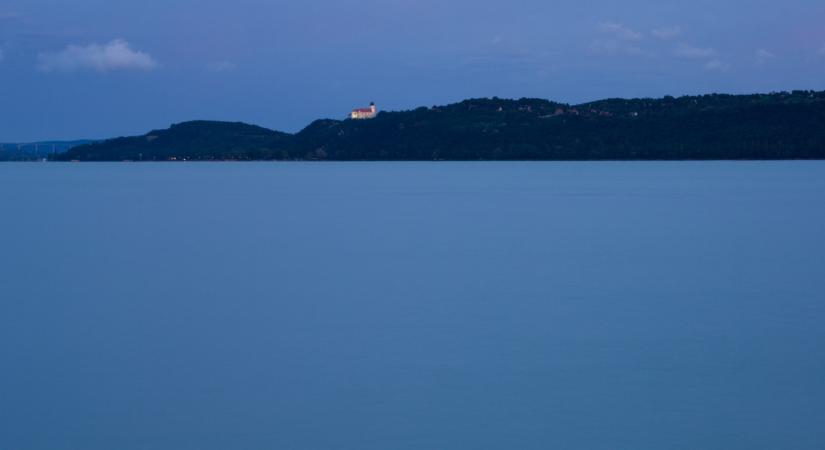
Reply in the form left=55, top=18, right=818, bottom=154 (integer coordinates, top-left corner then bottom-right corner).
left=1, top=162, right=824, bottom=450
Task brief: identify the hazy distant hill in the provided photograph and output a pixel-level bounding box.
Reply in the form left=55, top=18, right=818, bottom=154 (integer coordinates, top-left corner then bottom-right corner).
left=56, top=91, right=825, bottom=161
left=53, top=121, right=290, bottom=161
left=1, top=140, right=95, bottom=161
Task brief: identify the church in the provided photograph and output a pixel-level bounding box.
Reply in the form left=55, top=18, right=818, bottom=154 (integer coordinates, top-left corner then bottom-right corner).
left=350, top=102, right=377, bottom=120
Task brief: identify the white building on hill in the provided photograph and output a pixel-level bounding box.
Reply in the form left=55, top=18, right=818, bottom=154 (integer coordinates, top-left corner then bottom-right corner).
left=350, top=102, right=377, bottom=120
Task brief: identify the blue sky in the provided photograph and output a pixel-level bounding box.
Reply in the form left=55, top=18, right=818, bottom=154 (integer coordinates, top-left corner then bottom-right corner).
left=1, top=0, right=825, bottom=141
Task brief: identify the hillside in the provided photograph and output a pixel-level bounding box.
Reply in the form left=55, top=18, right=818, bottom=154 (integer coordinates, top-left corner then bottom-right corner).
left=0, top=140, right=94, bottom=161
left=56, top=91, right=825, bottom=161
left=52, top=121, right=290, bottom=161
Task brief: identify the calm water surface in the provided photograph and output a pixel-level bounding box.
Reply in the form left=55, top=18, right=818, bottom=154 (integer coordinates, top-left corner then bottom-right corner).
left=1, top=162, right=824, bottom=450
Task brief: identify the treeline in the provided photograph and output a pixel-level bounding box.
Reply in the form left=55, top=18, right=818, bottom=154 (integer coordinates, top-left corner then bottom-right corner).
left=55, top=90, right=825, bottom=161
left=1, top=141, right=94, bottom=161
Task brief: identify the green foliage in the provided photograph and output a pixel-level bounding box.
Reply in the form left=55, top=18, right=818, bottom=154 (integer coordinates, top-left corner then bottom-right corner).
left=56, top=91, right=825, bottom=161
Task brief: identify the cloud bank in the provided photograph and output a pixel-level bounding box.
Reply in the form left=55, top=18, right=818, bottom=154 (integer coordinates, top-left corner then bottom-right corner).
left=704, top=60, right=731, bottom=72
left=755, top=49, right=775, bottom=64
left=651, top=26, right=682, bottom=40
left=670, top=43, right=729, bottom=71
left=591, top=22, right=649, bottom=57
left=674, top=44, right=717, bottom=59
left=598, top=22, right=643, bottom=41
left=38, top=39, right=157, bottom=73
left=589, top=40, right=645, bottom=56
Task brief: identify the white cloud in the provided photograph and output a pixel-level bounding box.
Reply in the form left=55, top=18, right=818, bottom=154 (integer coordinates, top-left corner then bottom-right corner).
left=704, top=59, right=731, bottom=72
left=671, top=43, right=726, bottom=71
left=674, top=43, right=717, bottom=59
left=208, top=61, right=237, bottom=72
left=37, top=39, right=157, bottom=73
left=591, top=22, right=649, bottom=57
left=598, top=22, right=644, bottom=41
left=651, top=26, right=682, bottom=40
left=589, top=40, right=646, bottom=56
left=755, top=49, right=776, bottom=64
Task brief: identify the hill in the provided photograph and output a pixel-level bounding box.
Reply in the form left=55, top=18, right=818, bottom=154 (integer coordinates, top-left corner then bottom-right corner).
left=52, top=121, right=290, bottom=161
left=55, top=91, right=825, bottom=161
left=1, top=140, right=94, bottom=161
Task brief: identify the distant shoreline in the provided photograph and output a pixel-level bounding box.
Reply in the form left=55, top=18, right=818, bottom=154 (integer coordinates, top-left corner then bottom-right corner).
left=39, top=90, right=825, bottom=162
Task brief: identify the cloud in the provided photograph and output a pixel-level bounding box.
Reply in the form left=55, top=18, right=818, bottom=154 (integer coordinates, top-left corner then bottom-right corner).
left=651, top=26, right=682, bottom=40
left=457, top=37, right=558, bottom=73
left=592, top=22, right=649, bottom=57
left=704, top=59, right=731, bottom=72
left=671, top=43, right=726, bottom=70
left=755, top=49, right=776, bottom=64
left=589, top=40, right=646, bottom=57
left=461, top=51, right=545, bottom=72
left=598, top=22, right=644, bottom=41
left=207, top=61, right=237, bottom=72
left=37, top=39, right=157, bottom=73
left=674, top=43, right=717, bottom=59
left=0, top=11, right=23, bottom=20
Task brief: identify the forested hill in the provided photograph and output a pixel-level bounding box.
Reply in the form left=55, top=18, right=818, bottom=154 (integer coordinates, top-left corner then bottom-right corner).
left=55, top=90, right=825, bottom=161
left=1, top=140, right=94, bottom=161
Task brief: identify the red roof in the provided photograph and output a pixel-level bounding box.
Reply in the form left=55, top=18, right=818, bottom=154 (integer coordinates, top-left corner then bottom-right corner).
left=353, top=108, right=373, bottom=113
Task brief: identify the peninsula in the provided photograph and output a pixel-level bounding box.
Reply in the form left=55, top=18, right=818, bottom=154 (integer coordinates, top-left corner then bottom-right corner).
left=55, top=90, right=825, bottom=161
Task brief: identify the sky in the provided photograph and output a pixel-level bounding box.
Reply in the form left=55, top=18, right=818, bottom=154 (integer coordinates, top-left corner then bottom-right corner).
left=1, top=0, right=825, bottom=141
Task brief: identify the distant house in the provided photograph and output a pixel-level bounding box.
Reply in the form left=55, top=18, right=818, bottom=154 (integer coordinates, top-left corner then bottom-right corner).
left=351, top=102, right=377, bottom=120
